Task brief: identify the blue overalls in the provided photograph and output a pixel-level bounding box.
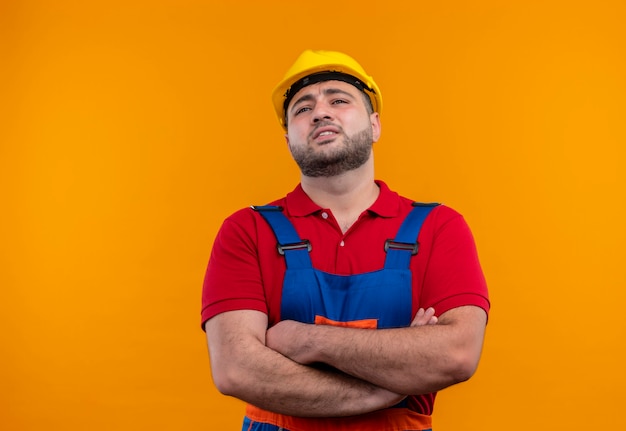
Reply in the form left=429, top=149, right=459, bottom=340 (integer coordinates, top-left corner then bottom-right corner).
left=243, top=203, right=438, bottom=431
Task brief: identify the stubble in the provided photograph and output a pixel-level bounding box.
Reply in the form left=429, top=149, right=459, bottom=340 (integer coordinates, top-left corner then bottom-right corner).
left=289, top=126, right=374, bottom=178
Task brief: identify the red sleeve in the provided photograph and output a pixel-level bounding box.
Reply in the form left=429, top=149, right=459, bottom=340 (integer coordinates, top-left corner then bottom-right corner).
left=420, top=207, right=490, bottom=317
left=201, top=209, right=267, bottom=329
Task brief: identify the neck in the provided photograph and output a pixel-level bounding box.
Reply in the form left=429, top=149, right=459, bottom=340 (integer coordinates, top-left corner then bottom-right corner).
left=300, top=156, right=379, bottom=231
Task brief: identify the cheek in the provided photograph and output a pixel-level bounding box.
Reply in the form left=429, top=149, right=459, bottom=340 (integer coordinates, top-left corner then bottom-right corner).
left=285, top=132, right=302, bottom=151
left=286, top=126, right=308, bottom=144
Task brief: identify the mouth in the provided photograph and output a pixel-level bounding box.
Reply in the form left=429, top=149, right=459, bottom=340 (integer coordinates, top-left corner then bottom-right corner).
left=312, top=125, right=341, bottom=141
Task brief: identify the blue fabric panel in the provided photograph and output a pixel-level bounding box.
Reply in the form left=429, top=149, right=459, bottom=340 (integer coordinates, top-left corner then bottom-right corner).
left=384, top=204, right=439, bottom=270
left=254, top=206, right=312, bottom=269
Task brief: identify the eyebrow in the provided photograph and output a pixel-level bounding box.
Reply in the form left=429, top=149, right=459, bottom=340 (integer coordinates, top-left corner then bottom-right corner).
left=289, top=87, right=356, bottom=113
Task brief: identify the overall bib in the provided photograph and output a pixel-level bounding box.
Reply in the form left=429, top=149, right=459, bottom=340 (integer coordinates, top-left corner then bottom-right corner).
left=244, top=203, right=438, bottom=431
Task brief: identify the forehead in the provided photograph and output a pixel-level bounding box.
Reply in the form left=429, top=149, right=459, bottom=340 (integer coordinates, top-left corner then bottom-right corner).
left=287, top=80, right=363, bottom=108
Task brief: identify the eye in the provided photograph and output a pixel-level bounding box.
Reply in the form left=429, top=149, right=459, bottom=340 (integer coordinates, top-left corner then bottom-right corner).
left=332, top=99, right=348, bottom=105
left=294, top=106, right=311, bottom=115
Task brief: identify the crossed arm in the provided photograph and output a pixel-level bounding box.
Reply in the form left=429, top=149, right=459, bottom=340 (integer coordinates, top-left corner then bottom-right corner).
left=266, top=305, right=486, bottom=395
left=205, top=305, right=486, bottom=417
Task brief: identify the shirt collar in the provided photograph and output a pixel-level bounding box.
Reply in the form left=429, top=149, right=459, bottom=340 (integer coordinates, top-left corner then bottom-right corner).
left=284, top=180, right=402, bottom=218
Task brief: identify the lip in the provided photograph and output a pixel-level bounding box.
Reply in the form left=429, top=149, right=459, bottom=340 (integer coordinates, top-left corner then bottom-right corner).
left=311, top=125, right=341, bottom=140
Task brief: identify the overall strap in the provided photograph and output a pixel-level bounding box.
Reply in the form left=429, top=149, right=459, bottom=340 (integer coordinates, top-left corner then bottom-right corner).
left=384, top=203, right=440, bottom=270
left=252, top=205, right=313, bottom=269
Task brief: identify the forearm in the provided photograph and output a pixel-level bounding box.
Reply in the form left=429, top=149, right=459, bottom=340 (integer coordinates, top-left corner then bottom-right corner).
left=221, top=346, right=402, bottom=416
left=313, top=324, right=465, bottom=394
left=267, top=306, right=487, bottom=395
left=206, top=310, right=404, bottom=417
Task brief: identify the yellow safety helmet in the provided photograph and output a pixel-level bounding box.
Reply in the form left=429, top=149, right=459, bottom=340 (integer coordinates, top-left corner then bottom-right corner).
left=272, top=50, right=382, bottom=130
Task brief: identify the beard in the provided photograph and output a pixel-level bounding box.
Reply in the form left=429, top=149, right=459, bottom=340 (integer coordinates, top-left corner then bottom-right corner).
left=289, top=125, right=374, bottom=178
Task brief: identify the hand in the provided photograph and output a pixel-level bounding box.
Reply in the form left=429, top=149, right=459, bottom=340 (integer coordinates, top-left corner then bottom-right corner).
left=266, top=320, right=317, bottom=364
left=411, top=307, right=438, bottom=327
left=373, top=386, right=408, bottom=407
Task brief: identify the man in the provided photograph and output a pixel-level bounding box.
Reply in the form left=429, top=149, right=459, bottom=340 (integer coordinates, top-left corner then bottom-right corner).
left=201, top=50, right=490, bottom=430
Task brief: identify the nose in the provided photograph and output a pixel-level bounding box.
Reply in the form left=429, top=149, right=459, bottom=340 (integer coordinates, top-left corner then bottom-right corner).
left=311, top=103, right=333, bottom=123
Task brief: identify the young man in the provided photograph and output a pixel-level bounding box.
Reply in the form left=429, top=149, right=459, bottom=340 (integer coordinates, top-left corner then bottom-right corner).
left=201, top=50, right=490, bottom=431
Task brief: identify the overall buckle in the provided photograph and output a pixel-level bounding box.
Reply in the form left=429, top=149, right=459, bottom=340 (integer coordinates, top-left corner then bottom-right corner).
left=277, top=240, right=312, bottom=255
left=384, top=239, right=418, bottom=255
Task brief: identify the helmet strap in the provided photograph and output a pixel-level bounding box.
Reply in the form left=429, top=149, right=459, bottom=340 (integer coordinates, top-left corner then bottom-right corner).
left=283, top=71, right=374, bottom=115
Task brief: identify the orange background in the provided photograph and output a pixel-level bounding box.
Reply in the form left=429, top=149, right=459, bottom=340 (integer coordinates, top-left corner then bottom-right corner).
left=2, top=1, right=625, bottom=430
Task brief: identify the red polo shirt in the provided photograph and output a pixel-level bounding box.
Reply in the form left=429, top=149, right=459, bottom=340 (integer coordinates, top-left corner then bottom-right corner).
left=202, top=180, right=489, bottom=327
left=201, top=180, right=489, bottom=416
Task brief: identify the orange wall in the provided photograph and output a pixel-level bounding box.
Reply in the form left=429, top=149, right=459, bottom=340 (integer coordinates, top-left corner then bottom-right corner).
left=2, top=1, right=625, bottom=429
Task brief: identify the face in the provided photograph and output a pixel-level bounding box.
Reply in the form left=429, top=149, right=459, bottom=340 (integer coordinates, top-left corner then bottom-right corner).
left=284, top=80, right=381, bottom=178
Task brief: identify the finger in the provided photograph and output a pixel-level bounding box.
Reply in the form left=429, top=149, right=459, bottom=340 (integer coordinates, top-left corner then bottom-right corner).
left=423, top=307, right=438, bottom=325
left=412, top=308, right=438, bottom=327
left=411, top=308, right=429, bottom=326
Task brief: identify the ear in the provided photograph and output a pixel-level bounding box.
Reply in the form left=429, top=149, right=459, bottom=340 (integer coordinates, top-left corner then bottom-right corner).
left=370, top=112, right=381, bottom=143
left=284, top=133, right=290, bottom=147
